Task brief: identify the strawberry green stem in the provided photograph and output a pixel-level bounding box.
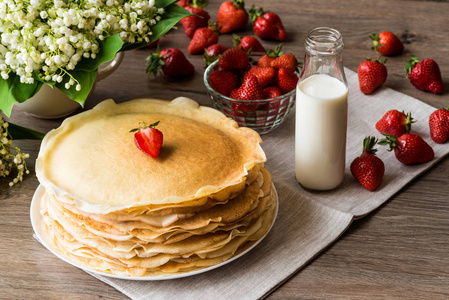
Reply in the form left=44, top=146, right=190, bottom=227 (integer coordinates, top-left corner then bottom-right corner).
left=233, top=34, right=242, bottom=47
left=369, top=33, right=382, bottom=51
left=403, top=111, right=416, bottom=133
left=405, top=53, right=420, bottom=77
left=148, top=121, right=160, bottom=128
left=203, top=49, right=219, bottom=68
left=249, top=5, right=265, bottom=22
left=145, top=45, right=165, bottom=77
left=208, top=20, right=221, bottom=35
left=232, top=0, right=245, bottom=9
left=366, top=55, right=387, bottom=64
left=191, top=0, right=208, bottom=9
left=378, top=134, right=397, bottom=151
left=362, top=136, right=379, bottom=155
left=266, top=44, right=284, bottom=57
left=129, top=121, right=160, bottom=133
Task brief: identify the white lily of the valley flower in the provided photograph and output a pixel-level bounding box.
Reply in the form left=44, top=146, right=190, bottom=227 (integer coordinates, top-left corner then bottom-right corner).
left=0, top=115, right=30, bottom=186
left=0, top=0, right=164, bottom=91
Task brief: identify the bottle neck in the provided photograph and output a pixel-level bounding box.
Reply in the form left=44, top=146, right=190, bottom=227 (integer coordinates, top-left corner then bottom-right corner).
left=300, top=27, right=347, bottom=86
left=305, top=27, right=344, bottom=55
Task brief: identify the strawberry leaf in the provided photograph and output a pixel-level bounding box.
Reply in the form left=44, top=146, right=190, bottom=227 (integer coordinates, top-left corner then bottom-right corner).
left=233, top=34, right=242, bottom=47
left=149, top=121, right=160, bottom=128
left=190, top=0, right=208, bottom=8
left=146, top=46, right=166, bottom=76
left=248, top=5, right=264, bottom=22
left=403, top=111, right=416, bottom=133
left=232, top=0, right=245, bottom=9
left=366, top=55, right=387, bottom=64
left=266, top=44, right=284, bottom=57
left=130, top=121, right=160, bottom=132
left=369, top=33, right=383, bottom=51
left=203, top=49, right=220, bottom=68
left=362, top=136, right=379, bottom=155
left=378, top=134, right=397, bottom=151
left=405, top=53, right=420, bottom=77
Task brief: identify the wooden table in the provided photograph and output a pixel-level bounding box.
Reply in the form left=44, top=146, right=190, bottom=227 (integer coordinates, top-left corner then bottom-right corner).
left=1, top=0, right=448, bottom=298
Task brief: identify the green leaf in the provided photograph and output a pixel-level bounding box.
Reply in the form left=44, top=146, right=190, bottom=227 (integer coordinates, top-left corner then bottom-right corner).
left=121, top=4, right=191, bottom=51
left=0, top=81, right=18, bottom=117
left=0, top=73, right=43, bottom=117
left=55, top=70, right=97, bottom=107
left=0, top=2, right=188, bottom=114
left=7, top=122, right=45, bottom=140
left=155, top=0, right=179, bottom=8
left=152, top=4, right=190, bottom=41
left=76, top=34, right=124, bottom=72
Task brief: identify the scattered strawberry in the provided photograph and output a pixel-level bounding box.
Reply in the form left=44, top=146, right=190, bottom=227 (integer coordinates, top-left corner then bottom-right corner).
left=277, top=68, right=298, bottom=93
left=230, top=74, right=264, bottom=100
left=375, top=110, right=415, bottom=137
left=249, top=6, right=287, bottom=41
left=405, top=54, right=444, bottom=94
left=370, top=31, right=404, bottom=56
left=216, top=0, right=248, bottom=34
left=233, top=34, right=265, bottom=53
left=187, top=24, right=219, bottom=54
left=218, top=48, right=249, bottom=71
left=181, top=3, right=210, bottom=39
left=350, top=136, right=385, bottom=191
left=270, top=52, right=298, bottom=72
left=262, top=86, right=282, bottom=99
left=130, top=121, right=163, bottom=158
left=357, top=57, right=388, bottom=95
left=379, top=133, right=434, bottom=165
left=244, top=66, right=276, bottom=88
left=206, top=44, right=229, bottom=57
left=208, top=70, right=239, bottom=97
left=177, top=0, right=191, bottom=7
left=144, top=39, right=159, bottom=48
left=146, top=47, right=194, bottom=77
left=429, top=106, right=449, bottom=143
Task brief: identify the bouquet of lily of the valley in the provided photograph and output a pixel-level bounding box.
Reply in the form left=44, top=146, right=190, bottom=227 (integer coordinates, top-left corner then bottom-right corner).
left=0, top=114, right=44, bottom=186
left=0, top=0, right=190, bottom=116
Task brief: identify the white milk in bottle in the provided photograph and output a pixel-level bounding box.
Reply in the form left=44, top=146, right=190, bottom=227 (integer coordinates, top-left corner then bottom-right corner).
left=295, top=27, right=348, bottom=191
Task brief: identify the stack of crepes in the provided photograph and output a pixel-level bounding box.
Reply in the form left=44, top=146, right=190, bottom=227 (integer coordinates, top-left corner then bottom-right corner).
left=36, top=97, right=277, bottom=277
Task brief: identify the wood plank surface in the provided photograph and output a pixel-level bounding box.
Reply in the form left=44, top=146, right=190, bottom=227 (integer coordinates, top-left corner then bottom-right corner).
left=1, top=0, right=449, bottom=299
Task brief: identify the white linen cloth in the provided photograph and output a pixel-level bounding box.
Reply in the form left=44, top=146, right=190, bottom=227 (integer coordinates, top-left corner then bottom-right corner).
left=80, top=69, right=449, bottom=299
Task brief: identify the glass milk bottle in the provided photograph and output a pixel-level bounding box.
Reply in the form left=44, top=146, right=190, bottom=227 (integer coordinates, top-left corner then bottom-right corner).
left=295, top=27, right=348, bottom=191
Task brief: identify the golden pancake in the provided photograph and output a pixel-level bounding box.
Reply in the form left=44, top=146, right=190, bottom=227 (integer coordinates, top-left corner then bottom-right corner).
left=36, top=98, right=266, bottom=214
left=41, top=188, right=277, bottom=276
left=44, top=180, right=271, bottom=259
left=44, top=168, right=270, bottom=244
left=37, top=97, right=277, bottom=277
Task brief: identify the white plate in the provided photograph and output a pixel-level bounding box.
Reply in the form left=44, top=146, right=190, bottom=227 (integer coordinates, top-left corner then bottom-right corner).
left=30, top=184, right=278, bottom=281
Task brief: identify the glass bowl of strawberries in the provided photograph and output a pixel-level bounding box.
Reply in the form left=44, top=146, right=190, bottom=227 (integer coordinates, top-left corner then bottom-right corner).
left=204, top=48, right=297, bottom=134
